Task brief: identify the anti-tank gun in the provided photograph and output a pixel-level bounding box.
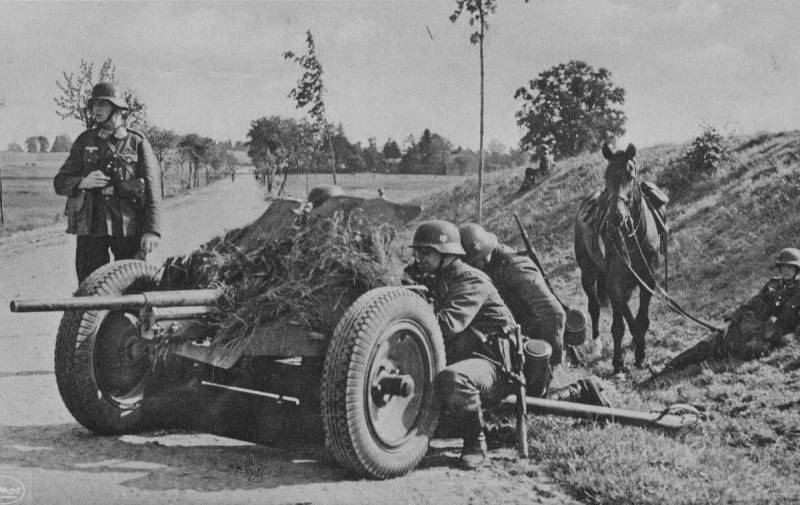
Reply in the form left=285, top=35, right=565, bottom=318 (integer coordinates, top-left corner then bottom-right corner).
left=9, top=195, right=447, bottom=480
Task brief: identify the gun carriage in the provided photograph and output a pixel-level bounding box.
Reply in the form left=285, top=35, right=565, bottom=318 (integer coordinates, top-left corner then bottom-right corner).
left=10, top=197, right=701, bottom=480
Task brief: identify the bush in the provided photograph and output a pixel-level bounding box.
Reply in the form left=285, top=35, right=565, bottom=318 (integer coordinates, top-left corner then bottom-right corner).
left=657, top=125, right=730, bottom=196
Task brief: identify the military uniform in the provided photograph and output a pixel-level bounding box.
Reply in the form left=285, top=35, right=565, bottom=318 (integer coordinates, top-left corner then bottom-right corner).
left=54, top=126, right=161, bottom=282
left=483, top=244, right=566, bottom=366
left=668, top=276, right=800, bottom=369
left=428, top=259, right=516, bottom=452
left=741, top=277, right=800, bottom=323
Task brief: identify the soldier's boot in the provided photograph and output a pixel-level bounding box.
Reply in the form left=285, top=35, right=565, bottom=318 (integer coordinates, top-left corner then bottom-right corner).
left=459, top=431, right=487, bottom=470
left=459, top=411, right=487, bottom=470
left=547, top=377, right=610, bottom=408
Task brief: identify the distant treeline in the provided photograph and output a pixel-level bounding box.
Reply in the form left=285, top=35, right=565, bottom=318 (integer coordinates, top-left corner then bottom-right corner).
left=246, top=116, right=527, bottom=182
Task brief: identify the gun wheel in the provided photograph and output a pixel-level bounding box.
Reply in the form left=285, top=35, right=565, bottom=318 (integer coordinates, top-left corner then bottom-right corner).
left=55, top=260, right=164, bottom=435
left=321, top=287, right=445, bottom=479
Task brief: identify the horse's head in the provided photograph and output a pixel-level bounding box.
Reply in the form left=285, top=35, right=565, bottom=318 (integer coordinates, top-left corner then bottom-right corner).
left=602, top=142, right=638, bottom=232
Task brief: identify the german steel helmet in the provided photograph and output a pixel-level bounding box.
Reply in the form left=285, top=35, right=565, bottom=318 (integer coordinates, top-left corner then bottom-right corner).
left=412, top=220, right=465, bottom=255
left=775, top=248, right=800, bottom=268
left=459, top=222, right=498, bottom=263
left=307, top=184, right=344, bottom=208
left=88, top=82, right=128, bottom=110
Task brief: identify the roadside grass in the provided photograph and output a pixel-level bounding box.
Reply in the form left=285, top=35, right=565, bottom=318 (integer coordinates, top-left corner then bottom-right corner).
left=418, top=131, right=800, bottom=504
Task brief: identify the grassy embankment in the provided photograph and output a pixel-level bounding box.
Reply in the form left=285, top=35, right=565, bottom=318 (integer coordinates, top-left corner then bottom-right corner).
left=0, top=151, right=227, bottom=237
left=412, top=132, right=800, bottom=504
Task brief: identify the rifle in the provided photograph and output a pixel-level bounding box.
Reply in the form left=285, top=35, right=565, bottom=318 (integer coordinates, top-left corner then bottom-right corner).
left=513, top=214, right=561, bottom=306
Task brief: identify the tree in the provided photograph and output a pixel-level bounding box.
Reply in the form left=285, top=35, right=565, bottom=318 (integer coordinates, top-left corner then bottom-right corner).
left=382, top=139, right=401, bottom=159
left=143, top=125, right=178, bottom=198
left=514, top=60, right=626, bottom=159
left=37, top=136, right=50, bottom=153
left=178, top=133, right=214, bottom=189
left=7, top=142, right=23, bottom=152
left=451, top=0, right=496, bottom=223
left=50, top=135, right=72, bottom=152
left=283, top=30, right=337, bottom=184
left=247, top=116, right=316, bottom=192
left=54, top=58, right=147, bottom=129
left=25, top=137, right=39, bottom=153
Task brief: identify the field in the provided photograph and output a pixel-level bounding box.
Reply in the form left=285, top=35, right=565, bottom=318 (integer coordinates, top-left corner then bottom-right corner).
left=0, top=151, right=231, bottom=237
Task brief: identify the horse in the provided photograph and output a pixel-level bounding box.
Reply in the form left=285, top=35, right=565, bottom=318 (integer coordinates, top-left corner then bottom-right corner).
left=574, top=143, right=662, bottom=375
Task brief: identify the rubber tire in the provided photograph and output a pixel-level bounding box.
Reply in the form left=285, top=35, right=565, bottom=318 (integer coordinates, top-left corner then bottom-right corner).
left=321, top=286, right=445, bottom=479
left=54, top=260, right=163, bottom=435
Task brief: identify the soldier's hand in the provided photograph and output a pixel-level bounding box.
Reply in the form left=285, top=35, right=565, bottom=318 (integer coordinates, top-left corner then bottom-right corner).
left=78, top=170, right=111, bottom=189
left=140, top=232, right=160, bottom=258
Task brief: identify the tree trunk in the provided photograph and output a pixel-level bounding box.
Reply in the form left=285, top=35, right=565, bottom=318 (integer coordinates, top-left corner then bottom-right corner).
left=326, top=130, right=337, bottom=185
left=0, top=170, right=5, bottom=225
left=477, top=7, right=486, bottom=225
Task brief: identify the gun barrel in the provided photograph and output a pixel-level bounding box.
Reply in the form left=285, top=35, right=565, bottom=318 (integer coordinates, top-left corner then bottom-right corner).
left=10, top=289, right=222, bottom=313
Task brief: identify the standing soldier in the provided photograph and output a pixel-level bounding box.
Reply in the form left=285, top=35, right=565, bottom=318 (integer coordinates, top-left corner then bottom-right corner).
left=404, top=220, right=607, bottom=470
left=459, top=223, right=566, bottom=367
left=54, top=82, right=161, bottom=284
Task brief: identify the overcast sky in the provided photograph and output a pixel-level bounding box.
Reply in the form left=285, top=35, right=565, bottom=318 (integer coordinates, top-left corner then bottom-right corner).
left=1, top=1, right=799, bottom=152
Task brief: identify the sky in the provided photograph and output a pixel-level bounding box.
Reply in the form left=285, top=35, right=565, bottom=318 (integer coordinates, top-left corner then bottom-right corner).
left=1, top=0, right=799, bottom=153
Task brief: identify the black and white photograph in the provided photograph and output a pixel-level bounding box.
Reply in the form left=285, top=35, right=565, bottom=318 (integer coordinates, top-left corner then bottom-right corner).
left=1, top=1, right=799, bottom=504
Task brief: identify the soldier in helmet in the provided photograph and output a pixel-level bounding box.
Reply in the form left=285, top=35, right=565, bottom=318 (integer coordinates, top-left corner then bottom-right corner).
left=404, top=220, right=607, bottom=470
left=293, top=184, right=345, bottom=216
left=54, top=82, right=162, bottom=283
left=307, top=184, right=344, bottom=209
left=459, top=222, right=566, bottom=367
left=668, top=247, right=800, bottom=369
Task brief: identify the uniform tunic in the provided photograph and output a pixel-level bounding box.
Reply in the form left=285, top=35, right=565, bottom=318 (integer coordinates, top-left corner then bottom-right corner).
left=430, top=259, right=516, bottom=438
left=484, top=244, right=565, bottom=365
left=54, top=126, right=161, bottom=238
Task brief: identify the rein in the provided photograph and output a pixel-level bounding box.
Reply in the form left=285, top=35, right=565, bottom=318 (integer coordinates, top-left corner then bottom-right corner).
left=605, top=182, right=720, bottom=332
left=610, top=229, right=723, bottom=333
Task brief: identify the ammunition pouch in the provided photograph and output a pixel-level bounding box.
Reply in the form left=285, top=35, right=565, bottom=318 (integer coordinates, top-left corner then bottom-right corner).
left=65, top=191, right=92, bottom=236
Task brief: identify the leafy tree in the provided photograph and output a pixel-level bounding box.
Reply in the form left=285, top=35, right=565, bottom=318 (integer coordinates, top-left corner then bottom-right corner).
left=283, top=31, right=337, bottom=184
left=54, top=58, right=147, bottom=129
left=382, top=139, right=401, bottom=159
left=25, top=137, right=39, bottom=153
left=657, top=124, right=730, bottom=196
left=362, top=138, right=386, bottom=173
left=7, top=142, right=24, bottom=152
left=247, top=116, right=316, bottom=192
left=50, top=135, right=72, bottom=152
left=37, top=136, right=50, bottom=153
left=143, top=125, right=178, bottom=198
left=514, top=60, right=626, bottom=159
left=178, top=133, right=214, bottom=188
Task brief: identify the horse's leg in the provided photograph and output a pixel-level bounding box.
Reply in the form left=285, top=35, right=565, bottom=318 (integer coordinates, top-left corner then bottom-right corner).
left=596, top=271, right=609, bottom=307
left=610, top=301, right=627, bottom=374
left=580, top=269, right=601, bottom=341
left=633, top=287, right=653, bottom=368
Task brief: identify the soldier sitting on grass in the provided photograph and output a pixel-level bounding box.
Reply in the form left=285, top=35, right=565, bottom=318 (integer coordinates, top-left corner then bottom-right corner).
left=668, top=247, right=800, bottom=369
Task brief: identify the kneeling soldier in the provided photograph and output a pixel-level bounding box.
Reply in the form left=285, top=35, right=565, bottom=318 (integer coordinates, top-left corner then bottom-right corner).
left=405, top=220, right=607, bottom=470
